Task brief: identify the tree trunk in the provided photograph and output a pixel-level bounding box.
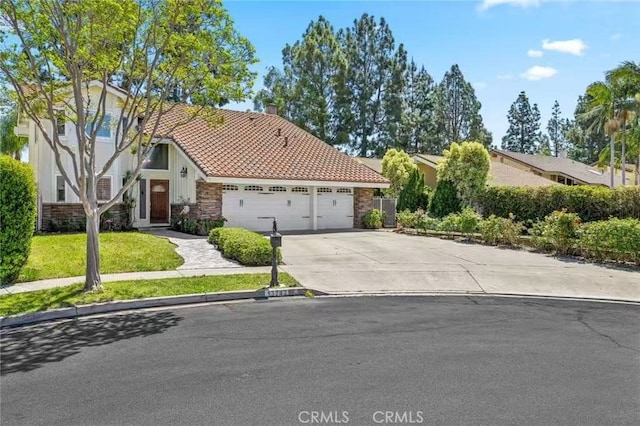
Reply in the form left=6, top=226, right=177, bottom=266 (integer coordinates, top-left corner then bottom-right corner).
left=609, top=134, right=615, bottom=188
left=621, top=126, right=626, bottom=186
left=85, top=210, right=102, bottom=292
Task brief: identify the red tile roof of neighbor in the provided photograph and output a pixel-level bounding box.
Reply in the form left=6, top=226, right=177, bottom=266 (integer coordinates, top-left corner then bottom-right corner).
left=150, top=104, right=389, bottom=184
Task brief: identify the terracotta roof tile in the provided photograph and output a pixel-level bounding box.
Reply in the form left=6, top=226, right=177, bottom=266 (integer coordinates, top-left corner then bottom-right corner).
left=149, top=105, right=389, bottom=185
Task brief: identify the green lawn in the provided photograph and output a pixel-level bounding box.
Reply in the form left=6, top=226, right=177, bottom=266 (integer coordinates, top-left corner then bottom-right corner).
left=18, top=232, right=184, bottom=282
left=0, top=273, right=299, bottom=316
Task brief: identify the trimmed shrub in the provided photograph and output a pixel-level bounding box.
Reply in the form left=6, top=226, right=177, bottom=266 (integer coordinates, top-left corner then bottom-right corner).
left=530, top=210, right=581, bottom=255
left=578, top=218, right=640, bottom=264
left=208, top=227, right=281, bottom=266
left=363, top=209, right=384, bottom=229
left=479, top=214, right=525, bottom=246
left=171, top=216, right=225, bottom=236
left=0, top=155, right=37, bottom=284
left=479, top=185, right=640, bottom=223
left=429, top=179, right=461, bottom=218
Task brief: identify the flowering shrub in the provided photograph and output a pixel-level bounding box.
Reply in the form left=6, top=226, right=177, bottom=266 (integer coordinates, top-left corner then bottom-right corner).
left=530, top=210, right=581, bottom=255
left=479, top=213, right=525, bottom=246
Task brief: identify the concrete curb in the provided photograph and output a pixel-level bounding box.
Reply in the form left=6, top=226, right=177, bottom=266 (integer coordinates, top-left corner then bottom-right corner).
left=0, top=287, right=309, bottom=328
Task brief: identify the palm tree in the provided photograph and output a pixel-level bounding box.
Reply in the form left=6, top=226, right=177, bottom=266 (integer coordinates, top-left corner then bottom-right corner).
left=580, top=81, right=618, bottom=187
left=606, top=61, right=640, bottom=185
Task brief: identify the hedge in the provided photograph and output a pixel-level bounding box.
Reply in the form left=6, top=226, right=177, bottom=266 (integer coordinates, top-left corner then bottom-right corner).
left=208, top=227, right=281, bottom=266
left=0, top=155, right=37, bottom=284
left=479, top=185, right=640, bottom=223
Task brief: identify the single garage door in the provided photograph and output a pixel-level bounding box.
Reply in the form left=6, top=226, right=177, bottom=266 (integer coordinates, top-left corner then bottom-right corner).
left=222, top=185, right=312, bottom=232
left=317, top=187, right=354, bottom=229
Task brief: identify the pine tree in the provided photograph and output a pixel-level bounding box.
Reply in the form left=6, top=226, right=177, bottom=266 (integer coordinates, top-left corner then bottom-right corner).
left=397, top=59, right=435, bottom=154
left=502, top=91, right=542, bottom=154
left=547, top=100, right=567, bottom=157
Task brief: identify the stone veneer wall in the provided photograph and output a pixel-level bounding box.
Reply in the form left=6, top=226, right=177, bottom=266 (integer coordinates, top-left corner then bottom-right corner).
left=41, top=203, right=127, bottom=231
left=353, top=188, right=374, bottom=228
left=195, top=181, right=223, bottom=219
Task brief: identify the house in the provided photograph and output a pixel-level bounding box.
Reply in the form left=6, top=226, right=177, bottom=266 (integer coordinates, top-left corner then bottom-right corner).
left=489, top=149, right=626, bottom=187
left=15, top=83, right=389, bottom=232
left=412, top=154, right=559, bottom=188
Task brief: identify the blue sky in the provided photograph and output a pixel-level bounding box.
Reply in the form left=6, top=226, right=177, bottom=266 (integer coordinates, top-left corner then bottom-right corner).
left=223, top=0, right=639, bottom=144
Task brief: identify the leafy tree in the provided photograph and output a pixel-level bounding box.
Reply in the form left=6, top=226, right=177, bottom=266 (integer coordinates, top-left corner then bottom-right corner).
left=428, top=179, right=461, bottom=218
left=436, top=141, right=490, bottom=206
left=0, top=107, right=27, bottom=160
left=0, top=0, right=255, bottom=291
left=381, top=148, right=416, bottom=196
left=253, top=65, right=296, bottom=121
left=547, top=100, right=568, bottom=157
left=502, top=91, right=542, bottom=154
left=433, top=65, right=486, bottom=149
left=397, top=60, right=436, bottom=154
left=397, top=168, right=429, bottom=212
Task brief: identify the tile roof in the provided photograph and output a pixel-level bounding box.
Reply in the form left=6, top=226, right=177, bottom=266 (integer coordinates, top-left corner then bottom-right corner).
left=492, top=149, right=613, bottom=186
left=150, top=105, right=389, bottom=185
left=414, top=154, right=559, bottom=187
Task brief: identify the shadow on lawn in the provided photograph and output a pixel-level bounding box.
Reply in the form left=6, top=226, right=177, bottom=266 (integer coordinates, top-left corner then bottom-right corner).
left=0, top=311, right=182, bottom=376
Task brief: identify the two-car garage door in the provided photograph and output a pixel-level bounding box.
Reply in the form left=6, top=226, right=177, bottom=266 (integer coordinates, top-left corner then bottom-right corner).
left=222, top=185, right=353, bottom=232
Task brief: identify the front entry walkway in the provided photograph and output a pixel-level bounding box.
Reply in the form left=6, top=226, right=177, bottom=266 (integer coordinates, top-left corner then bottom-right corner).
left=142, top=229, right=239, bottom=270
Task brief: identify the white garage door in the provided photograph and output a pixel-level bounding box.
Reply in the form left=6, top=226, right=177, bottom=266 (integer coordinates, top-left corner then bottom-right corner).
left=222, top=185, right=312, bottom=232
left=317, top=187, right=354, bottom=229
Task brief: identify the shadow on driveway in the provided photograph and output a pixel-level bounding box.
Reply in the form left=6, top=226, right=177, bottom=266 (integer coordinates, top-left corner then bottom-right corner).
left=0, top=311, right=182, bottom=376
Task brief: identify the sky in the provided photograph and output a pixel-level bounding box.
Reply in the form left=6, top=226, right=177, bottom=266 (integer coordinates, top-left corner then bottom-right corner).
left=223, top=0, right=640, bottom=144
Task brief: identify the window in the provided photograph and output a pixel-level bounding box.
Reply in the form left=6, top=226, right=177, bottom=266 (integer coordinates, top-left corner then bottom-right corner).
left=268, top=186, right=286, bottom=192
left=222, top=184, right=238, bottom=191
left=142, top=144, right=169, bottom=170
left=55, top=111, right=66, bottom=136
left=56, top=175, right=65, bottom=202
left=291, top=186, right=309, bottom=193
left=120, top=117, right=128, bottom=142
left=85, top=112, right=112, bottom=138
left=318, top=187, right=333, bottom=193
left=336, top=188, right=352, bottom=194
left=97, top=177, right=112, bottom=201
left=244, top=185, right=263, bottom=191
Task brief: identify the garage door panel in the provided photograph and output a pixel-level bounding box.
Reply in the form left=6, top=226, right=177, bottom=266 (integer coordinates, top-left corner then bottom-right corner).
left=317, top=188, right=353, bottom=230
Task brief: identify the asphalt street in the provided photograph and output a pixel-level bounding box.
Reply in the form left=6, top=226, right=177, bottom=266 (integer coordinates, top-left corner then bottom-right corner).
left=1, top=296, right=639, bottom=425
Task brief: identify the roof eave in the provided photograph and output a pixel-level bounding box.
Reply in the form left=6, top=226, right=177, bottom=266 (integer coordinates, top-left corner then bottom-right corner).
left=205, top=176, right=390, bottom=188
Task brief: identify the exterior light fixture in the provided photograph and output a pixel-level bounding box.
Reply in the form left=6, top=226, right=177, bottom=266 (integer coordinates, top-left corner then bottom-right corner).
left=180, top=166, right=187, bottom=178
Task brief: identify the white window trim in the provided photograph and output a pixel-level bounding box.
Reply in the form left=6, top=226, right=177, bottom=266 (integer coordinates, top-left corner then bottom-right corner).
left=55, top=174, right=66, bottom=203
left=97, top=175, right=113, bottom=202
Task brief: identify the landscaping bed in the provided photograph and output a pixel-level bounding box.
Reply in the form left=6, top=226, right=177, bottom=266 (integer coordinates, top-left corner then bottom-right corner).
left=0, top=273, right=299, bottom=317
left=17, top=232, right=183, bottom=282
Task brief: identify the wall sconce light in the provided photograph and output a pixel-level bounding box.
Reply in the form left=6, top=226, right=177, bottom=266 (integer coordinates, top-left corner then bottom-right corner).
left=180, top=166, right=188, bottom=178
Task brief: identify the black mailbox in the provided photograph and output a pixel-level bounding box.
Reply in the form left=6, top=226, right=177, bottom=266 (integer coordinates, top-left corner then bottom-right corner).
left=270, top=233, right=282, bottom=248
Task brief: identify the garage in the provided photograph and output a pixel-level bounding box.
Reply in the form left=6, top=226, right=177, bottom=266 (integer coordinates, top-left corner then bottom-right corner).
left=222, top=184, right=354, bottom=232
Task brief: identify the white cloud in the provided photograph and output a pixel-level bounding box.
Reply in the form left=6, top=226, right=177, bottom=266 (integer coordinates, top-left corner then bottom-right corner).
left=520, top=66, right=558, bottom=80
left=541, top=38, right=588, bottom=56
left=497, top=74, right=514, bottom=80
left=478, top=0, right=540, bottom=11
left=527, top=49, right=544, bottom=58
left=610, top=33, right=622, bottom=41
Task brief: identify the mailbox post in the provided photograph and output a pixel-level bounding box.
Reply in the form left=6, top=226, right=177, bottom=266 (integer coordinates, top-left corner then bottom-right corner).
left=259, top=216, right=281, bottom=287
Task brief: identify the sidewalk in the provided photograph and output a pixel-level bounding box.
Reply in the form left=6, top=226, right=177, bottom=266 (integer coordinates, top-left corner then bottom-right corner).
left=0, top=267, right=273, bottom=295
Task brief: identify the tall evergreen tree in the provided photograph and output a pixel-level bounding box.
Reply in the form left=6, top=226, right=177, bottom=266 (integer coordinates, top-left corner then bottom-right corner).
left=502, top=91, right=542, bottom=154
left=547, top=100, right=568, bottom=157
left=433, top=65, right=484, bottom=150
left=569, top=95, right=608, bottom=163
left=397, top=59, right=436, bottom=154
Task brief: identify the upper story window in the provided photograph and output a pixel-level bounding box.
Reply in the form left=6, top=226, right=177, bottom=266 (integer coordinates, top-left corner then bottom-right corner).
left=85, top=112, right=112, bottom=138
left=56, top=175, right=65, bottom=202
left=142, top=144, right=169, bottom=170
left=55, top=111, right=66, bottom=136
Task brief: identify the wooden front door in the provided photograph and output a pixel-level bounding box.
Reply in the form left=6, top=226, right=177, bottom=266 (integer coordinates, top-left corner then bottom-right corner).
left=150, top=180, right=169, bottom=223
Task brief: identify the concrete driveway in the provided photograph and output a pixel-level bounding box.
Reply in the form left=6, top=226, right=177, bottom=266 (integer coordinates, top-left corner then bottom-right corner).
left=280, top=230, right=640, bottom=301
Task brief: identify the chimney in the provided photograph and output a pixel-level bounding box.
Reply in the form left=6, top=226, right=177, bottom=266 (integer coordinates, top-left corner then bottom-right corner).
left=265, top=103, right=278, bottom=115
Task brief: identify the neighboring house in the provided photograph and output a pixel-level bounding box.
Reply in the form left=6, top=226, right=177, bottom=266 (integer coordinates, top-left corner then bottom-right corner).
left=356, top=157, right=383, bottom=174
left=591, top=163, right=639, bottom=187
left=15, top=82, right=389, bottom=232
left=413, top=154, right=559, bottom=188
left=489, top=149, right=628, bottom=187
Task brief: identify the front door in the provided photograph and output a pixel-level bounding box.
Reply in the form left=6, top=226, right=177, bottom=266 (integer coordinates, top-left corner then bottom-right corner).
left=150, top=180, right=169, bottom=223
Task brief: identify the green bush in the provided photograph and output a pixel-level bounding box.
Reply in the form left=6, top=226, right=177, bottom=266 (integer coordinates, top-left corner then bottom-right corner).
left=396, top=209, right=417, bottom=228
left=479, top=185, right=640, bottom=224
left=530, top=210, right=581, bottom=255
left=0, top=155, right=37, bottom=284
left=479, top=214, right=525, bottom=246
left=457, top=207, right=482, bottom=237
left=429, top=179, right=461, bottom=218
left=208, top=227, right=281, bottom=266
left=439, top=214, right=460, bottom=233
left=397, top=169, right=430, bottom=212
left=578, top=218, right=640, bottom=264
left=363, top=209, right=384, bottom=229
left=417, top=215, right=441, bottom=233
left=171, top=216, right=225, bottom=236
